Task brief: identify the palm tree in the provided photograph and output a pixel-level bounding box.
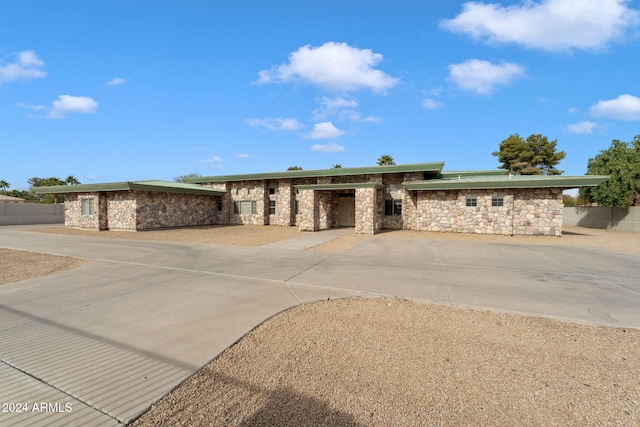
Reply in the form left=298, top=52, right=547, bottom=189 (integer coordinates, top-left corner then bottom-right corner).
left=65, top=175, right=81, bottom=185
left=377, top=155, right=395, bottom=166
left=0, top=180, right=9, bottom=191
left=287, top=166, right=303, bottom=171
left=332, top=163, right=343, bottom=168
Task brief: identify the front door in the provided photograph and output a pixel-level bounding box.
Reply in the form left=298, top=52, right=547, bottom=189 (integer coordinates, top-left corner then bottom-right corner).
left=337, top=197, right=355, bottom=227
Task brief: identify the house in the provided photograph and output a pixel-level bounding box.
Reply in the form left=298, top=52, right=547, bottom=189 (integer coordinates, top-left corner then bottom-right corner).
left=33, top=162, right=608, bottom=236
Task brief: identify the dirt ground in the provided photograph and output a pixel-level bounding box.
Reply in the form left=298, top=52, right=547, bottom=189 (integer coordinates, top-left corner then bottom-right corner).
left=0, top=248, right=89, bottom=285
left=5, top=225, right=640, bottom=426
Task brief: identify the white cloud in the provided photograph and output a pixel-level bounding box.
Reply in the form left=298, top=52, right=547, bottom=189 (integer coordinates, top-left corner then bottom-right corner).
left=256, top=42, right=399, bottom=93
left=312, top=96, right=359, bottom=120
left=568, top=107, right=579, bottom=113
left=106, top=77, right=127, bottom=86
left=16, top=102, right=46, bottom=111
left=0, top=50, right=47, bottom=84
left=312, top=96, right=380, bottom=123
left=589, top=94, right=640, bottom=120
left=47, top=95, right=99, bottom=119
left=339, top=110, right=382, bottom=123
left=311, top=142, right=345, bottom=153
left=447, top=59, right=526, bottom=95
left=306, top=122, right=345, bottom=139
left=440, top=0, right=639, bottom=52
left=236, top=153, right=250, bottom=159
left=245, top=117, right=303, bottom=131
left=565, top=121, right=598, bottom=134
left=204, top=156, right=223, bottom=168
left=422, top=98, right=443, bottom=109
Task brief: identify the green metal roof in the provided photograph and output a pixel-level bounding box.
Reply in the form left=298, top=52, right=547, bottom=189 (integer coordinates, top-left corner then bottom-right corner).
left=440, top=170, right=507, bottom=178
left=186, top=162, right=446, bottom=183
left=403, top=175, right=610, bottom=191
left=32, top=180, right=226, bottom=196
left=295, top=183, right=385, bottom=191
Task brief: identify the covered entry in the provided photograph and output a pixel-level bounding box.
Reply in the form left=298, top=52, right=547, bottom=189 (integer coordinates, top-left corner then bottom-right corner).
left=296, top=182, right=384, bottom=234
left=337, top=194, right=355, bottom=226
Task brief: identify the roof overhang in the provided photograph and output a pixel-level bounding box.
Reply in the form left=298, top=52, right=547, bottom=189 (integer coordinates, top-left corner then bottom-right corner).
left=32, top=180, right=226, bottom=197
left=403, top=175, right=610, bottom=191
left=295, top=183, right=385, bottom=191
left=187, top=162, right=445, bottom=184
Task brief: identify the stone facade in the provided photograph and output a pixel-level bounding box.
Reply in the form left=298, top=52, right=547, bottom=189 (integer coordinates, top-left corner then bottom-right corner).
left=65, top=191, right=219, bottom=231
left=62, top=171, right=567, bottom=236
left=415, top=188, right=563, bottom=236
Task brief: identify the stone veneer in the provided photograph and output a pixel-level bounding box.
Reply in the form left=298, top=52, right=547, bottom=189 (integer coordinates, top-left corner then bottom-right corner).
left=65, top=173, right=565, bottom=236
left=414, top=188, right=563, bottom=236
left=65, top=191, right=219, bottom=230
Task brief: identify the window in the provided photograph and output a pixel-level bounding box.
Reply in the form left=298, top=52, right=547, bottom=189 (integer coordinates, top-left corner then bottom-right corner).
left=268, top=188, right=275, bottom=195
left=465, top=197, right=477, bottom=207
left=81, top=198, right=95, bottom=215
left=269, top=200, right=276, bottom=215
left=248, top=188, right=254, bottom=195
left=233, top=201, right=257, bottom=214
left=492, top=196, right=504, bottom=207
left=385, top=199, right=402, bottom=216
left=294, top=200, right=299, bottom=215
left=217, top=200, right=223, bottom=211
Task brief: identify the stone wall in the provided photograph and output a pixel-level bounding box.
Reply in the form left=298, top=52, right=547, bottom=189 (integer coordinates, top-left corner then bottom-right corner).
left=135, top=191, right=218, bottom=230
left=106, top=192, right=136, bottom=230
left=355, top=188, right=377, bottom=234
left=228, top=181, right=265, bottom=225
left=64, top=193, right=102, bottom=229
left=297, top=189, right=316, bottom=231
left=414, top=188, right=563, bottom=236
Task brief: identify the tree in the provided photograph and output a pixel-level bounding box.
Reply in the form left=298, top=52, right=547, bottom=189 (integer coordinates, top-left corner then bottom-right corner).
left=492, top=134, right=566, bottom=175
left=287, top=166, right=303, bottom=171
left=175, top=173, right=202, bottom=183
left=28, top=177, right=68, bottom=203
left=579, top=136, right=640, bottom=208
left=377, top=155, right=395, bottom=166
left=65, top=175, right=81, bottom=185
left=0, top=180, right=9, bottom=191
left=332, top=163, right=343, bottom=168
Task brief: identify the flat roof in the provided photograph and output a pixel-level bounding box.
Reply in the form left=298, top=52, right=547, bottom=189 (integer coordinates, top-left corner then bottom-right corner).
left=186, top=162, right=446, bottom=183
left=403, top=175, right=610, bottom=191
left=32, top=180, right=226, bottom=196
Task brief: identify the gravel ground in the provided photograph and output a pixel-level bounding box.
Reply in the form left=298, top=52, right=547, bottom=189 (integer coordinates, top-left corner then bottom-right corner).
left=132, top=298, right=639, bottom=427
left=0, top=248, right=89, bottom=285
left=27, top=225, right=303, bottom=246
left=8, top=225, right=640, bottom=425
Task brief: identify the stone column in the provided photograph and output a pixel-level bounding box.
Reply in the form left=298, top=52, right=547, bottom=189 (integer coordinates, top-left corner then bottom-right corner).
left=355, top=188, right=376, bottom=234
left=298, top=189, right=318, bottom=231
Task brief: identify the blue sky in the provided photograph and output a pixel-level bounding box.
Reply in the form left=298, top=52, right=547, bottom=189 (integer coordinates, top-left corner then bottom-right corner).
left=1, top=0, right=639, bottom=190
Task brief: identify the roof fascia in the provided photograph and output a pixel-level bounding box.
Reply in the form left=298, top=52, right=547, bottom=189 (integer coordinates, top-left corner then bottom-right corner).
left=295, top=183, right=385, bottom=190
left=403, top=176, right=610, bottom=191
left=187, top=162, right=446, bottom=183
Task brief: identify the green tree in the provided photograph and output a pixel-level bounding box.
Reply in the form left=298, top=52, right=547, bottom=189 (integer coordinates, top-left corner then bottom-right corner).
left=332, top=163, right=343, bottom=168
left=65, top=175, right=81, bottom=185
left=562, top=194, right=576, bottom=207
left=0, top=180, right=9, bottom=191
left=492, top=134, right=566, bottom=175
left=174, top=173, right=202, bottom=183
left=579, top=136, right=640, bottom=208
left=377, top=155, right=395, bottom=166
left=287, top=166, right=303, bottom=171
left=28, top=177, right=68, bottom=203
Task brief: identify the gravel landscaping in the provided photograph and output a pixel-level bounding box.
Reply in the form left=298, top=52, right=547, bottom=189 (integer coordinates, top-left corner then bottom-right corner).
left=0, top=248, right=89, bottom=286
left=5, top=225, right=640, bottom=425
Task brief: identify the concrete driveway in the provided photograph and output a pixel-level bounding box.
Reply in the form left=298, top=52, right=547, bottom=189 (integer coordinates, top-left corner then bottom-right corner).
left=1, top=226, right=638, bottom=426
